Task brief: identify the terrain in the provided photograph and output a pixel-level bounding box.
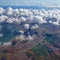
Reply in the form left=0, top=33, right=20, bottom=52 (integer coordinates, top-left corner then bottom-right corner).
left=0, top=7, right=60, bottom=60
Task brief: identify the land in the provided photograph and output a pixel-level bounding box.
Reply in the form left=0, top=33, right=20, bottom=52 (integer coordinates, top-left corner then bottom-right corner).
left=0, top=23, right=60, bottom=60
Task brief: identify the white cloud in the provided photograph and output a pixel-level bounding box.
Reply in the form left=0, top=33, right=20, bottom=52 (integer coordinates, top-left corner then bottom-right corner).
left=19, top=17, right=26, bottom=22
left=35, top=24, right=39, bottom=28
left=0, top=15, right=8, bottom=23
left=6, top=18, right=15, bottom=23
left=0, top=7, right=4, bottom=14
left=24, top=24, right=30, bottom=29
left=15, top=35, right=25, bottom=41
left=7, top=7, right=13, bottom=15
left=19, top=30, right=24, bottom=34
left=3, top=42, right=12, bottom=46
left=27, top=35, right=34, bottom=40
left=31, top=24, right=39, bottom=30
left=31, top=26, right=36, bottom=30
left=33, top=16, right=44, bottom=24
left=0, top=7, right=60, bottom=25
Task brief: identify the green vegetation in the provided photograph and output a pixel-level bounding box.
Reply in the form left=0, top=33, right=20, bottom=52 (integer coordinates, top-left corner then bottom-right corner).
left=26, top=43, right=49, bottom=59
left=26, top=52, right=32, bottom=58
left=31, top=43, right=48, bottom=57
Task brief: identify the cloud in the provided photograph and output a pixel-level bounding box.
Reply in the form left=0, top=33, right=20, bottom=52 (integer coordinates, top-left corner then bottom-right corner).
left=0, top=15, right=8, bottom=23
left=15, top=35, right=25, bottom=41
left=19, top=17, right=26, bottom=22
left=6, top=18, right=15, bottom=23
left=27, top=35, right=34, bottom=40
left=24, top=24, right=30, bottom=29
left=31, top=24, right=39, bottom=30
left=0, top=7, right=4, bottom=14
left=0, top=7, right=60, bottom=25
left=19, top=30, right=24, bottom=34
left=3, top=42, right=12, bottom=46
left=6, top=7, right=13, bottom=15
left=33, top=15, right=44, bottom=24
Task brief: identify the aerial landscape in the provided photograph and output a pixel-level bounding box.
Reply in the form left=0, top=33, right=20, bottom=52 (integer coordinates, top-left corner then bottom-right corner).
left=0, top=0, right=60, bottom=60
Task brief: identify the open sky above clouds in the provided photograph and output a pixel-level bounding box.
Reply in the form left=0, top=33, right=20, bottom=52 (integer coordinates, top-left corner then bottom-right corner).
left=0, top=0, right=60, bottom=6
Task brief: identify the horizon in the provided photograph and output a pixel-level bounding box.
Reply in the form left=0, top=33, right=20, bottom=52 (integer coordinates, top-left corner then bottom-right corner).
left=0, top=0, right=60, bottom=7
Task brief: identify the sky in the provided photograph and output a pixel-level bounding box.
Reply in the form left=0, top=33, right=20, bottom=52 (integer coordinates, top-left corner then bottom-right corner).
left=0, top=0, right=60, bottom=7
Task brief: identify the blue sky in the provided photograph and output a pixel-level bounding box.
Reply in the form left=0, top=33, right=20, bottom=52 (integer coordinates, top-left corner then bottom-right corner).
left=0, top=0, right=60, bottom=6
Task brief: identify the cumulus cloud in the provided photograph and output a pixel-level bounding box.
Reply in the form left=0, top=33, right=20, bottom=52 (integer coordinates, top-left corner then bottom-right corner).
left=24, top=24, right=30, bottom=29
left=33, top=16, right=44, bottom=24
left=19, top=17, right=26, bottom=22
left=27, top=35, right=34, bottom=40
left=19, top=30, right=24, bottom=34
left=0, top=15, right=8, bottom=23
left=6, top=18, right=15, bottom=23
left=35, top=24, right=39, bottom=28
left=0, top=7, right=60, bottom=25
left=31, top=24, right=39, bottom=30
left=0, top=7, right=4, bottom=14
left=15, top=35, right=25, bottom=41
left=3, top=42, right=12, bottom=46
left=7, top=7, right=13, bottom=15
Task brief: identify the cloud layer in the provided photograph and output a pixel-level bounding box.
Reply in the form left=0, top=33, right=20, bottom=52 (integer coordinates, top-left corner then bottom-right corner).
left=0, top=7, right=60, bottom=25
